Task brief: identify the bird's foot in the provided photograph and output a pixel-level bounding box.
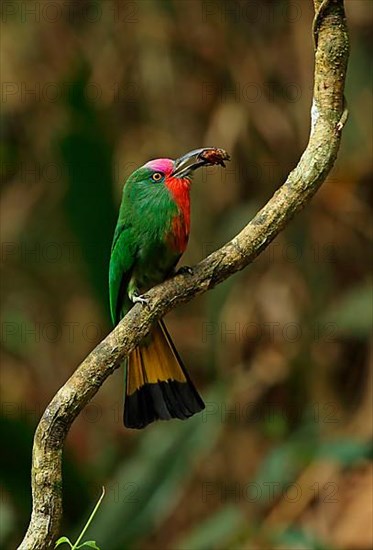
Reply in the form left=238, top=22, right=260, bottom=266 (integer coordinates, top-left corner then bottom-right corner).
left=130, top=291, right=150, bottom=307
left=175, top=265, right=194, bottom=276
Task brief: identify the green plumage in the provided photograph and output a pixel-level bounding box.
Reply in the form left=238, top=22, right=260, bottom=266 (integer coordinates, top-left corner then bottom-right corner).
left=109, top=166, right=181, bottom=324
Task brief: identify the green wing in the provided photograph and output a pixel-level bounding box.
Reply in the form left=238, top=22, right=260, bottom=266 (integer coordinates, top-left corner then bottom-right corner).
left=109, top=224, right=137, bottom=325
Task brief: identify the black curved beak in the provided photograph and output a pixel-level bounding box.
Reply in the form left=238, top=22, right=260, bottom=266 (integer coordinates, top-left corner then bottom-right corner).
left=171, top=147, right=230, bottom=178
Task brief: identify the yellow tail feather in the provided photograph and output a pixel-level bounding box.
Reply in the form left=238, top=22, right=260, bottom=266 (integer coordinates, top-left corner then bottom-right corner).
left=127, top=321, right=186, bottom=394
left=124, top=320, right=204, bottom=429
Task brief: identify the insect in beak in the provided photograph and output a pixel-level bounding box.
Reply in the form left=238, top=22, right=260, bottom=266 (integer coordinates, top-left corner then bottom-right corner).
left=171, top=147, right=230, bottom=178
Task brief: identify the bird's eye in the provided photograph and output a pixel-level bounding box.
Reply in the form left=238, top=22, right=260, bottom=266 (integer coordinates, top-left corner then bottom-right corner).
left=151, top=172, right=163, bottom=182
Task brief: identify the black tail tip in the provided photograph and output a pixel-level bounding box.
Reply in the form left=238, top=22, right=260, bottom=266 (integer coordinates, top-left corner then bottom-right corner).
left=124, top=380, right=205, bottom=430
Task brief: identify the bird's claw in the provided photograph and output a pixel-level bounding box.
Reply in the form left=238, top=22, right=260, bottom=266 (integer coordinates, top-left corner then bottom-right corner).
left=176, top=265, right=193, bottom=276
left=131, top=292, right=150, bottom=307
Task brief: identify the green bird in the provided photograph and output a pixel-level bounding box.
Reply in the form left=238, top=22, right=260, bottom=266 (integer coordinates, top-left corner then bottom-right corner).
left=109, top=147, right=229, bottom=429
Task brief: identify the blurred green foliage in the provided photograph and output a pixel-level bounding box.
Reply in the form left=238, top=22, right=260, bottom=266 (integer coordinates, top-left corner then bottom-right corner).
left=60, top=62, right=117, bottom=312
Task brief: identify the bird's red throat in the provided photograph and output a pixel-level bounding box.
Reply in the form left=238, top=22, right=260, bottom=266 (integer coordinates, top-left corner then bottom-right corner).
left=165, top=175, right=191, bottom=253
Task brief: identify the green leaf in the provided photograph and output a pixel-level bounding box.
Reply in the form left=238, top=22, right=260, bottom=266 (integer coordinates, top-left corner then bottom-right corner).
left=176, top=506, right=245, bottom=550
left=321, top=283, right=373, bottom=338
left=274, top=527, right=331, bottom=550
left=76, top=541, right=101, bottom=550
left=72, top=487, right=105, bottom=549
left=55, top=536, right=73, bottom=548
left=317, top=439, right=372, bottom=464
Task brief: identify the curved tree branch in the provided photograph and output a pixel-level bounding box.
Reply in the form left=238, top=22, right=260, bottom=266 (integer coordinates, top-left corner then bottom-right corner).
left=19, top=1, right=349, bottom=548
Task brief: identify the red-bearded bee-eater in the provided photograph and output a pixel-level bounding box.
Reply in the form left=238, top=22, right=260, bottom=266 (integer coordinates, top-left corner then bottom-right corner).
left=109, top=147, right=230, bottom=429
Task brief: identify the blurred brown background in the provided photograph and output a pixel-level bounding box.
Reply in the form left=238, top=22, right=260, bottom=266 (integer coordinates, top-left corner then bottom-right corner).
left=1, top=1, right=372, bottom=549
